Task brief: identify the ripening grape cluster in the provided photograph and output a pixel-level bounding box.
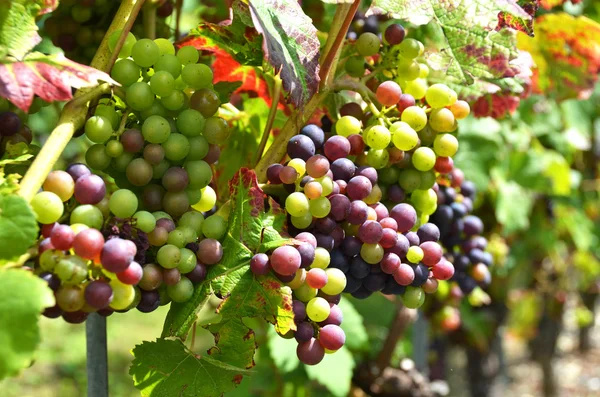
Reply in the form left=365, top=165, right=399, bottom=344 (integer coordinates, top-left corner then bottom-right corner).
left=0, top=105, right=34, bottom=156
left=44, top=0, right=173, bottom=63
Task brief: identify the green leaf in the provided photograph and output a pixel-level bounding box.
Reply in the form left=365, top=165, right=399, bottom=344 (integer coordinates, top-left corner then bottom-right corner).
left=0, top=1, right=46, bottom=59
left=130, top=339, right=251, bottom=397
left=0, top=193, right=38, bottom=262
left=267, top=327, right=300, bottom=373
left=338, top=299, right=368, bottom=351
left=248, top=0, right=321, bottom=106
left=494, top=178, right=534, bottom=234
left=0, top=268, right=54, bottom=380
left=304, top=346, right=355, bottom=397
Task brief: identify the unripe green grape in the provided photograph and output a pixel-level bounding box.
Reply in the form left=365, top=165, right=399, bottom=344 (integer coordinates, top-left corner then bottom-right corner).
left=398, top=38, right=422, bottom=59
left=365, top=125, right=391, bottom=150
left=142, top=115, right=171, bottom=144
left=379, top=166, right=400, bottom=185
left=178, top=248, right=197, bottom=274
left=391, top=121, right=418, bottom=151
left=294, top=283, right=318, bottom=302
left=191, top=186, right=216, bottom=212
left=150, top=71, right=175, bottom=98
left=126, top=82, right=154, bottom=111
left=412, top=147, right=436, bottom=171
left=361, top=243, right=384, bottom=264
left=309, top=196, right=331, bottom=218
left=429, top=108, right=456, bottom=132
left=419, top=170, right=436, bottom=190
left=108, top=30, right=136, bottom=58
left=133, top=211, right=156, bottom=233
left=140, top=100, right=168, bottom=120
left=177, top=109, right=205, bottom=137
left=31, top=191, right=63, bottom=224
left=321, top=268, right=346, bottom=295
left=319, top=176, right=334, bottom=196
left=86, top=144, right=111, bottom=170
left=306, top=297, right=330, bottom=322
left=311, top=247, right=330, bottom=269
left=403, top=78, right=427, bottom=100
left=56, top=286, right=85, bottom=312
left=411, top=188, right=437, bottom=214
left=161, top=90, right=185, bottom=111
left=366, top=148, right=389, bottom=169
left=425, top=83, right=453, bottom=108
left=70, top=204, right=104, bottom=229
left=356, top=32, right=380, bottom=56
left=167, top=229, right=186, bottom=248
left=397, top=59, right=420, bottom=81
left=177, top=46, right=199, bottom=65
left=185, top=160, right=212, bottom=189
left=131, top=38, right=161, bottom=68
left=402, top=286, right=425, bottom=309
left=288, top=158, right=306, bottom=178
left=181, top=63, right=213, bottom=89
left=157, top=244, right=181, bottom=269
left=398, top=169, right=422, bottom=192
left=291, top=212, right=313, bottom=229
left=154, top=54, right=182, bottom=79
left=433, top=133, right=458, bottom=157
left=167, top=276, right=194, bottom=302
left=111, top=59, right=140, bottom=87
left=178, top=211, right=204, bottom=236
left=345, top=56, right=366, bottom=78
left=112, top=152, right=134, bottom=172
left=202, top=215, right=227, bottom=240
left=419, top=63, right=429, bottom=78
left=85, top=116, right=113, bottom=143
left=179, top=226, right=198, bottom=244
left=109, top=189, right=138, bottom=218
left=162, top=133, right=190, bottom=161
left=94, top=104, right=120, bottom=129
left=106, top=140, right=124, bottom=158
left=203, top=117, right=229, bottom=144
left=109, top=280, right=135, bottom=310
left=335, top=115, right=362, bottom=138
left=286, top=192, right=310, bottom=217
left=417, top=126, right=437, bottom=146
left=401, top=106, right=427, bottom=131
left=154, top=38, right=175, bottom=55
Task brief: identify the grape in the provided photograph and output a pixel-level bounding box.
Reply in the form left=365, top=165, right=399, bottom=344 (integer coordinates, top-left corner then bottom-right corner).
left=345, top=55, right=366, bottom=77
left=66, top=163, right=91, bottom=182
left=131, top=211, right=156, bottom=233
left=305, top=268, right=327, bottom=289
left=412, top=147, right=436, bottom=171
left=429, top=108, right=456, bottom=133
left=109, top=189, right=138, bottom=218
left=309, top=247, right=329, bottom=269
left=107, top=29, right=136, bottom=58
left=50, top=224, right=75, bottom=250
left=346, top=200, right=367, bottom=225
left=185, top=161, right=212, bottom=190
left=202, top=215, right=227, bottom=240
left=356, top=32, right=380, bottom=56
left=101, top=238, right=135, bottom=272
left=42, top=171, right=74, bottom=202
left=287, top=135, right=316, bottom=161
left=149, top=71, right=175, bottom=97
left=425, top=83, right=454, bottom=108
left=300, top=124, right=325, bottom=148
left=176, top=109, right=205, bottom=137
left=321, top=268, right=346, bottom=295
left=126, top=82, right=154, bottom=111
left=153, top=53, right=181, bottom=79
left=433, top=134, right=458, bottom=157
left=161, top=90, right=185, bottom=111
left=192, top=186, right=216, bottom=212
left=154, top=38, right=175, bottom=56
left=348, top=134, right=366, bottom=156
left=305, top=155, right=330, bottom=179
left=167, top=276, right=194, bottom=302
left=450, top=100, right=470, bottom=119
left=306, top=297, right=330, bottom=322
left=177, top=46, right=199, bottom=65
left=364, top=125, right=390, bottom=150
left=270, top=246, right=301, bottom=276
left=435, top=156, right=454, bottom=174
left=203, top=117, right=230, bottom=144
left=285, top=192, right=310, bottom=217
left=0, top=111, right=21, bottom=136
left=126, top=158, right=153, bottom=186
left=117, top=261, right=143, bottom=285
left=31, top=191, right=63, bottom=224
left=390, top=203, right=417, bottom=233
left=112, top=152, right=134, bottom=172
left=163, top=191, right=190, bottom=217
left=161, top=133, right=190, bottom=161
left=250, top=253, right=270, bottom=275
left=402, top=286, right=425, bottom=308
left=324, top=136, right=350, bottom=161
left=106, top=140, right=124, bottom=158
left=366, top=149, right=389, bottom=169
left=360, top=243, right=384, bottom=264
left=186, top=261, right=208, bottom=284
left=85, top=115, right=113, bottom=143
left=190, top=88, right=220, bottom=118
left=346, top=175, right=372, bottom=201
left=381, top=252, right=401, bottom=274
left=420, top=241, right=443, bottom=266
left=384, top=23, right=406, bottom=45
left=463, top=215, right=484, bottom=236
left=417, top=223, right=440, bottom=242
left=137, top=290, right=161, bottom=313
left=155, top=244, right=180, bottom=269
left=297, top=338, right=325, bottom=365
left=131, top=38, right=160, bottom=67
left=161, top=167, right=188, bottom=192
left=178, top=248, right=197, bottom=274
left=294, top=322, right=314, bottom=342
left=72, top=228, right=104, bottom=260
left=56, top=286, right=85, bottom=312
left=319, top=176, right=334, bottom=196
left=309, top=196, right=331, bottom=218
left=335, top=116, right=362, bottom=138
left=390, top=121, right=418, bottom=151
left=376, top=81, right=402, bottom=107
left=138, top=263, right=164, bottom=291
left=197, top=238, right=223, bottom=265
left=340, top=103, right=363, bottom=120
left=326, top=194, right=349, bottom=222
left=182, top=63, right=213, bottom=89
left=401, top=106, right=427, bottom=131
left=109, top=280, right=135, bottom=310
left=398, top=38, right=422, bottom=59
left=142, top=115, right=171, bottom=144
left=111, top=59, right=141, bottom=86
left=39, top=272, right=60, bottom=292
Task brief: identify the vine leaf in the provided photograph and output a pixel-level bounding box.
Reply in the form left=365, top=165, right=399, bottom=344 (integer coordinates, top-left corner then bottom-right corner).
left=0, top=193, right=38, bottom=263
left=248, top=0, right=321, bottom=106
left=130, top=339, right=251, bottom=397
left=497, top=0, right=538, bottom=37
left=0, top=53, right=117, bottom=112
left=517, top=13, right=600, bottom=101
left=0, top=268, right=54, bottom=380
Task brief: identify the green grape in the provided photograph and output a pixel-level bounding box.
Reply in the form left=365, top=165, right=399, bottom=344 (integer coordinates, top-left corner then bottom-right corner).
left=39, top=250, right=63, bottom=271
left=398, top=39, right=422, bottom=59
left=345, top=56, right=366, bottom=78
left=154, top=38, right=175, bottom=55
left=419, top=170, right=436, bottom=190
left=191, top=186, right=216, bottom=212
left=412, top=147, right=436, bottom=171
left=403, top=78, right=427, bottom=100
left=406, top=246, right=424, bottom=263
left=94, top=104, right=120, bottom=129
left=140, top=100, right=168, bottom=120
left=203, top=117, right=229, bottom=144
left=111, top=59, right=141, bottom=87
left=126, top=82, right=154, bottom=111
left=85, top=116, right=113, bottom=143
left=433, top=133, right=458, bottom=157
left=109, top=280, right=135, bottom=310
left=411, top=188, right=437, bottom=215
left=319, top=176, right=334, bottom=196
left=419, top=63, right=429, bottom=78
left=321, top=268, right=346, bottom=295
left=190, top=88, right=220, bottom=118
left=108, top=30, right=136, bottom=58
left=291, top=212, right=313, bottom=229
left=309, top=196, right=331, bottom=218
left=161, top=90, right=185, bottom=111
left=167, top=276, right=194, bottom=302
left=306, top=297, right=331, bottom=322
left=163, top=191, right=190, bottom=217
left=402, top=286, right=425, bottom=309
left=429, top=108, right=456, bottom=133
left=286, top=192, right=310, bottom=217
left=401, top=106, right=427, bottom=131
left=178, top=211, right=204, bottom=236
left=295, top=283, right=318, bottom=302
left=398, top=169, right=422, bottom=192
left=418, top=126, right=437, bottom=146
left=178, top=248, right=197, bottom=274
left=161, top=133, right=190, bottom=161
left=86, top=144, right=111, bottom=170
left=142, top=115, right=171, bottom=144
left=105, top=140, right=124, bottom=158
left=126, top=158, right=153, bottom=186
left=335, top=115, right=362, bottom=138
left=185, top=160, right=212, bottom=189
left=70, top=204, right=104, bottom=229
left=133, top=210, right=156, bottom=233
left=425, top=83, right=453, bottom=108
left=31, top=191, right=63, bottom=224
left=152, top=159, right=169, bottom=180
left=112, top=152, right=134, bottom=172
left=311, top=247, right=330, bottom=269
left=361, top=243, right=384, bottom=264
left=181, top=63, right=213, bottom=89
left=109, top=189, right=138, bottom=218
left=177, top=46, right=199, bottom=65
left=397, top=59, right=421, bottom=81
left=365, top=125, right=391, bottom=150
left=153, top=211, right=173, bottom=221
left=379, top=166, right=400, bottom=185
left=56, top=286, right=84, bottom=312
left=202, top=215, right=227, bottom=240
left=179, top=226, right=197, bottom=244
left=177, top=109, right=205, bottom=137
left=187, top=136, right=210, bottom=161
left=150, top=71, right=175, bottom=98
left=356, top=32, right=380, bottom=56
left=366, top=148, right=389, bottom=169
left=154, top=54, right=182, bottom=79
left=390, top=121, right=418, bottom=151
left=157, top=244, right=181, bottom=269
left=131, top=38, right=161, bottom=68
left=167, top=229, right=186, bottom=247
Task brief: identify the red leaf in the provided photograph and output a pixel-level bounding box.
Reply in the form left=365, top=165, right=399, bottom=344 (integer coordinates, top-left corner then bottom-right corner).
left=0, top=53, right=117, bottom=112
left=497, top=0, right=538, bottom=37
left=37, top=0, right=59, bottom=15
left=472, top=93, right=521, bottom=119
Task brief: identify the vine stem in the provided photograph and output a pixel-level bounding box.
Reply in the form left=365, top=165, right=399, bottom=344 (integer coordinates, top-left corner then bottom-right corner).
left=175, top=0, right=183, bottom=39
left=18, top=0, right=145, bottom=202
left=256, top=75, right=282, bottom=166
left=375, top=302, right=416, bottom=372
left=143, top=3, right=157, bottom=39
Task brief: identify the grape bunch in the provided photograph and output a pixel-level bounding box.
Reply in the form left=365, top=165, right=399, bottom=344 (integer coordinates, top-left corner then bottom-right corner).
left=44, top=0, right=174, bottom=63
left=30, top=162, right=224, bottom=324
left=0, top=108, right=34, bottom=155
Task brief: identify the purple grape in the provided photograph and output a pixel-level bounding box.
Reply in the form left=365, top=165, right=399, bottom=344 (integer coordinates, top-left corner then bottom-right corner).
left=417, top=223, right=440, bottom=242
left=197, top=239, right=223, bottom=265
left=468, top=248, right=486, bottom=265
left=364, top=272, right=386, bottom=292
left=351, top=286, right=372, bottom=299
left=380, top=252, right=401, bottom=274
left=84, top=281, right=113, bottom=309
left=390, top=203, right=417, bottom=233
left=318, top=324, right=346, bottom=350
left=295, top=232, right=317, bottom=248
left=315, top=234, right=334, bottom=251
left=43, top=304, right=63, bottom=318
left=331, top=226, right=345, bottom=248
left=387, top=184, right=406, bottom=203
left=341, top=236, right=362, bottom=257
left=344, top=274, right=362, bottom=293
left=411, top=264, right=429, bottom=287
left=314, top=216, right=337, bottom=234
left=293, top=300, right=307, bottom=322
left=101, top=238, right=134, bottom=273
left=62, top=311, right=89, bottom=324
left=250, top=253, right=271, bottom=275
left=454, top=254, right=470, bottom=271
left=287, top=135, right=315, bottom=160
left=404, top=231, right=420, bottom=246
left=358, top=220, right=383, bottom=244
left=450, top=202, right=467, bottom=218
left=142, top=184, right=165, bottom=212
left=74, top=174, right=106, bottom=204
left=381, top=277, right=406, bottom=295
left=330, top=158, right=356, bottom=181
left=267, top=164, right=284, bottom=184
left=186, top=262, right=208, bottom=283
left=329, top=194, right=351, bottom=221
left=274, top=272, right=295, bottom=283
left=348, top=200, right=369, bottom=225
left=329, top=249, right=350, bottom=272
left=121, top=129, right=144, bottom=153
left=297, top=243, right=316, bottom=268
left=297, top=338, right=325, bottom=365
left=355, top=166, right=378, bottom=185
left=0, top=112, right=21, bottom=136
left=319, top=303, right=343, bottom=326
left=463, top=215, right=484, bottom=236
left=460, top=181, right=476, bottom=198
left=66, top=163, right=91, bottom=182
left=295, top=322, right=315, bottom=342
left=323, top=135, right=350, bottom=161
left=271, top=246, right=301, bottom=275
left=137, top=290, right=161, bottom=313
left=300, top=124, right=325, bottom=148
left=388, top=233, right=409, bottom=258
left=156, top=217, right=176, bottom=232
left=346, top=175, right=372, bottom=201
left=350, top=257, right=371, bottom=279
left=39, top=272, right=61, bottom=291
left=371, top=202, right=389, bottom=220
left=162, top=167, right=189, bottom=192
